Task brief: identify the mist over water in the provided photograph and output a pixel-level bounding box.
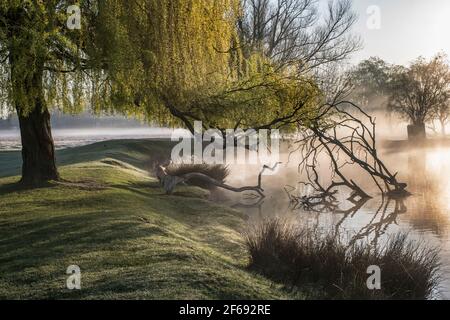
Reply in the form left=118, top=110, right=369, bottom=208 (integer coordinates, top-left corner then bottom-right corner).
left=0, top=127, right=179, bottom=151
left=223, top=123, right=450, bottom=300
left=0, top=112, right=188, bottom=151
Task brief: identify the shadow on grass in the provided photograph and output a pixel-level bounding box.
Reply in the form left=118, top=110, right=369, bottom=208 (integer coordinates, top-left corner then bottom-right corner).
left=0, top=210, right=168, bottom=275
left=0, top=139, right=176, bottom=180
left=113, top=180, right=211, bottom=200
left=0, top=180, right=57, bottom=196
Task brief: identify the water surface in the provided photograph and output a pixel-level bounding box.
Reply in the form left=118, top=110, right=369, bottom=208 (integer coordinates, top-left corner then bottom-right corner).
left=227, top=142, right=450, bottom=299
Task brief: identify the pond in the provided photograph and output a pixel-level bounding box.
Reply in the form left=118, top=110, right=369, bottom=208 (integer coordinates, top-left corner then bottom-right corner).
left=226, top=141, right=450, bottom=299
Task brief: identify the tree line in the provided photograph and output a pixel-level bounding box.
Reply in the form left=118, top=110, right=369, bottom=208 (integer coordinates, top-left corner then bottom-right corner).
left=350, top=54, right=450, bottom=139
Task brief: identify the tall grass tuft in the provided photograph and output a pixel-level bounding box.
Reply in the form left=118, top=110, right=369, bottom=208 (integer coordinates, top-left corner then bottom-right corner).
left=166, top=163, right=230, bottom=190
left=245, top=219, right=441, bottom=300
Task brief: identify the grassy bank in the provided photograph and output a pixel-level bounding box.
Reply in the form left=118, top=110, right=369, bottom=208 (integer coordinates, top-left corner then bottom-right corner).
left=0, top=140, right=290, bottom=299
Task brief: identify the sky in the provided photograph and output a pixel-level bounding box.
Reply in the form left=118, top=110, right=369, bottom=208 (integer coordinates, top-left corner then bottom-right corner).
left=346, top=0, right=450, bottom=65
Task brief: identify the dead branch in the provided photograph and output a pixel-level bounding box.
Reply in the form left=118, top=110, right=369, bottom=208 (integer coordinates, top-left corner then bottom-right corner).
left=290, top=101, right=410, bottom=209
left=156, top=163, right=281, bottom=199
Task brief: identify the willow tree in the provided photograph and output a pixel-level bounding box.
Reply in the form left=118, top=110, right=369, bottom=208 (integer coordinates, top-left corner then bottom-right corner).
left=0, top=0, right=240, bottom=184
left=389, top=54, right=450, bottom=140
left=0, top=0, right=358, bottom=185
left=152, top=0, right=360, bottom=135
left=98, top=0, right=244, bottom=131
left=84, top=0, right=322, bottom=137
left=0, top=1, right=96, bottom=184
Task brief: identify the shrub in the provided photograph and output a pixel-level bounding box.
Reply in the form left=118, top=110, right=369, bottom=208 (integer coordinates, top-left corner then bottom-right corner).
left=244, top=219, right=440, bottom=300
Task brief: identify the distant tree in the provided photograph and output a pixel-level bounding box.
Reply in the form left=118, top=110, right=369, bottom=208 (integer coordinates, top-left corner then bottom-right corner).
left=388, top=54, right=450, bottom=140
left=237, top=0, right=360, bottom=71
left=431, top=102, right=450, bottom=136
left=349, top=57, right=392, bottom=111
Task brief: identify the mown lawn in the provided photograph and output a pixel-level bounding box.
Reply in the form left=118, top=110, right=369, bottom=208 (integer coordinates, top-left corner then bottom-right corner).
left=0, top=140, right=292, bottom=299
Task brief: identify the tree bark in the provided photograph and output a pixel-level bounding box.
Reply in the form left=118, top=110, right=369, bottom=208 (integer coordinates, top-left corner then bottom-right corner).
left=16, top=104, right=59, bottom=185
left=407, top=123, right=426, bottom=141
left=6, top=7, right=60, bottom=185
left=11, top=63, right=59, bottom=185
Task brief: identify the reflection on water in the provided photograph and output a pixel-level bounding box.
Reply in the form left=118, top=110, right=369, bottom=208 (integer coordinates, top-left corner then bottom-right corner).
left=227, top=144, right=450, bottom=299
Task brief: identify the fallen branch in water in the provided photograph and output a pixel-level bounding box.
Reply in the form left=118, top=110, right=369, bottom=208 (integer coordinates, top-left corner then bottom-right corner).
left=288, top=101, right=410, bottom=209
left=156, top=163, right=281, bottom=199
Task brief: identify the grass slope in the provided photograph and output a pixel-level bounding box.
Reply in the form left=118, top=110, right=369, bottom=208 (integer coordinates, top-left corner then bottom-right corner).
left=0, top=140, right=289, bottom=299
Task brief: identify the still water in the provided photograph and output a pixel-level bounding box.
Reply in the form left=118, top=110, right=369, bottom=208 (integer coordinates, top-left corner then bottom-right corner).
left=227, top=142, right=450, bottom=299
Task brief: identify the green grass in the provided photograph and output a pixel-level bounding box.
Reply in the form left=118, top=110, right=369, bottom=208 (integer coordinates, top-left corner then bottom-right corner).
left=0, top=140, right=290, bottom=300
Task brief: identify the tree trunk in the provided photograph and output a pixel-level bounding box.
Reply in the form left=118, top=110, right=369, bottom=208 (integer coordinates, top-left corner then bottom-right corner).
left=6, top=8, right=59, bottom=185
left=10, top=61, right=59, bottom=185
left=440, top=119, right=446, bottom=137
left=16, top=104, right=59, bottom=185
left=407, top=123, right=426, bottom=141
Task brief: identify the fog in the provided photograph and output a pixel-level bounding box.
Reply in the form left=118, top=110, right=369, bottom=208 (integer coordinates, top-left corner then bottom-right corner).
left=191, top=109, right=448, bottom=299
left=0, top=127, right=180, bottom=151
